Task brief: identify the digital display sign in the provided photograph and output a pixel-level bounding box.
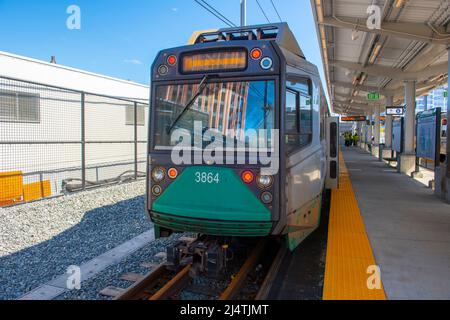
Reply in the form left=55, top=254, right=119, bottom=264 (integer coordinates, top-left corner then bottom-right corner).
left=341, top=116, right=367, bottom=122
left=182, top=50, right=247, bottom=73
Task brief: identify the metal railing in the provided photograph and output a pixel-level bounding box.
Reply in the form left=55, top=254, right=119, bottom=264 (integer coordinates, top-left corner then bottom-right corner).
left=0, top=76, right=149, bottom=206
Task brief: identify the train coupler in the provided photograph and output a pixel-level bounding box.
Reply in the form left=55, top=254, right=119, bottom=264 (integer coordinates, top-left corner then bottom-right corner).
left=166, top=237, right=233, bottom=276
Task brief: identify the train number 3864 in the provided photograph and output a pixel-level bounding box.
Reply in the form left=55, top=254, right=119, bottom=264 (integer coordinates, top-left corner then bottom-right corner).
left=195, top=172, right=220, bottom=184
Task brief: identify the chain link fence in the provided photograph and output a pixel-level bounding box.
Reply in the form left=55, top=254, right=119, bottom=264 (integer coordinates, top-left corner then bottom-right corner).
left=0, top=76, right=149, bottom=207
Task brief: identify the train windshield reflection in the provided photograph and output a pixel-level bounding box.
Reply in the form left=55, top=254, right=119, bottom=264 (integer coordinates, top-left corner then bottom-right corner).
left=154, top=80, right=275, bottom=150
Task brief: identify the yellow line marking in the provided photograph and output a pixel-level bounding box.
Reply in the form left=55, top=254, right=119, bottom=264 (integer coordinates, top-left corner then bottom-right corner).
left=323, top=153, right=387, bottom=300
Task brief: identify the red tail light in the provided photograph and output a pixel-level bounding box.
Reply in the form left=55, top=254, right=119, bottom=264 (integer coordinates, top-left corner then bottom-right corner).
left=241, top=170, right=255, bottom=184
left=168, top=168, right=178, bottom=179
left=167, top=55, right=177, bottom=66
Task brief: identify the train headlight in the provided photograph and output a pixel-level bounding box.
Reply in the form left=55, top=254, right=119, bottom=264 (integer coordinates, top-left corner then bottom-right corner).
left=158, top=65, right=169, bottom=75
left=152, top=185, right=163, bottom=197
left=261, top=192, right=273, bottom=204
left=257, top=175, right=273, bottom=189
left=152, top=167, right=166, bottom=182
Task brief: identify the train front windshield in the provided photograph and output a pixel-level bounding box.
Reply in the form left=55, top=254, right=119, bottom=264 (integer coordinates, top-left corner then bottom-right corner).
left=153, top=80, right=275, bottom=150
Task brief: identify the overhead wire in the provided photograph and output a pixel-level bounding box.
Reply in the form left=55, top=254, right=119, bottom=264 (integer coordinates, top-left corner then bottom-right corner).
left=200, top=0, right=238, bottom=27
left=255, top=0, right=271, bottom=23
left=270, top=0, right=283, bottom=22
left=193, top=0, right=237, bottom=27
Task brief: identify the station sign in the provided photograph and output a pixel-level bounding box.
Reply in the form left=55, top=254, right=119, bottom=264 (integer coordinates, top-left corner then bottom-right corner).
left=386, top=106, right=404, bottom=116
left=368, top=92, right=380, bottom=101
left=444, top=91, right=448, bottom=98
left=341, top=116, right=367, bottom=122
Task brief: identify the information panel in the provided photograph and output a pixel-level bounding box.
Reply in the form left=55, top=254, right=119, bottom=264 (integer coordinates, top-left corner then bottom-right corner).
left=416, top=108, right=441, bottom=161
left=386, top=106, right=404, bottom=116
left=392, top=118, right=403, bottom=153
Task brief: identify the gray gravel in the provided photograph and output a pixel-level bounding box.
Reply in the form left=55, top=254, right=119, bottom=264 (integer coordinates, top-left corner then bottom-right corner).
left=0, top=181, right=152, bottom=300
left=55, top=233, right=188, bottom=300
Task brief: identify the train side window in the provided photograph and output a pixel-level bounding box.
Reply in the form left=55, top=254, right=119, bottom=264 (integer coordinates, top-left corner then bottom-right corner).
left=285, top=79, right=313, bottom=154
left=285, top=89, right=298, bottom=133
left=285, top=89, right=300, bottom=154
left=299, top=94, right=312, bottom=146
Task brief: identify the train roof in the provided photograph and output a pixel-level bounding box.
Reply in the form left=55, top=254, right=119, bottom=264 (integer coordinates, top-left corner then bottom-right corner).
left=189, top=23, right=305, bottom=59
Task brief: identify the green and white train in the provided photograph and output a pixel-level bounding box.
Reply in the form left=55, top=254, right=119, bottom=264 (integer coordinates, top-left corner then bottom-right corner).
left=146, top=23, right=339, bottom=251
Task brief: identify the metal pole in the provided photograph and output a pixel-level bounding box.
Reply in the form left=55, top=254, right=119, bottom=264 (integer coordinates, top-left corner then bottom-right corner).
left=384, top=96, right=394, bottom=149
left=404, top=80, right=416, bottom=154
left=81, top=92, right=86, bottom=190
left=374, top=105, right=381, bottom=157
left=446, top=47, right=450, bottom=203
left=134, top=102, right=138, bottom=180
left=241, top=0, right=247, bottom=27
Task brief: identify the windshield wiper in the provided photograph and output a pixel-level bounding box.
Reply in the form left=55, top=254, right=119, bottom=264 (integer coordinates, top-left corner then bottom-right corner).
left=166, top=75, right=211, bottom=134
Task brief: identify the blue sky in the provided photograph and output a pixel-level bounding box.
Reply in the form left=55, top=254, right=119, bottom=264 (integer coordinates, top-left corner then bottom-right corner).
left=0, top=0, right=326, bottom=90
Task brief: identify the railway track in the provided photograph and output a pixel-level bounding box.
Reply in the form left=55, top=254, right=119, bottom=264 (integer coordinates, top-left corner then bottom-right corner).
left=100, top=238, right=286, bottom=301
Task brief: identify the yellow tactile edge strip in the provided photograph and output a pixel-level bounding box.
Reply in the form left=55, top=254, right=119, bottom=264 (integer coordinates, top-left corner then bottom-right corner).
left=323, top=153, right=387, bottom=300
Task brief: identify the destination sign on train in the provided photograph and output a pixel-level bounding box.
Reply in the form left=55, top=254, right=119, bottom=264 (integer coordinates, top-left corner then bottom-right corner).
left=341, top=116, right=367, bottom=122
left=182, top=50, right=247, bottom=73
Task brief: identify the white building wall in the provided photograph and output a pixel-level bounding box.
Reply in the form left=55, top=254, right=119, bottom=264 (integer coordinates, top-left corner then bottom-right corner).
left=0, top=51, right=150, bottom=196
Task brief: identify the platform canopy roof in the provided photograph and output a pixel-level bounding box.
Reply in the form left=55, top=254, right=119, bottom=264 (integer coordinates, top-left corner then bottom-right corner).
left=311, top=0, right=450, bottom=115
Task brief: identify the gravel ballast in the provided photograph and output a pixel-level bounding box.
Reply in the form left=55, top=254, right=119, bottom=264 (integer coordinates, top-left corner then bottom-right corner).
left=56, top=233, right=187, bottom=300
left=0, top=181, right=152, bottom=300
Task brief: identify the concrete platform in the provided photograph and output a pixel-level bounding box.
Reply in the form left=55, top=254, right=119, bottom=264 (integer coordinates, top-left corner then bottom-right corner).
left=343, top=148, right=450, bottom=300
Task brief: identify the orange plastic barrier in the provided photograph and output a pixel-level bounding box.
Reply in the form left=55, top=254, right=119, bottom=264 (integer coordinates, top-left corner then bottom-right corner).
left=23, top=181, right=52, bottom=202
left=0, top=171, right=52, bottom=206
left=0, top=171, right=24, bottom=206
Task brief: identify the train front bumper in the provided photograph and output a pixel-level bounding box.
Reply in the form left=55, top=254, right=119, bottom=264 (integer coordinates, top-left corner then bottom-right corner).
left=150, top=211, right=273, bottom=237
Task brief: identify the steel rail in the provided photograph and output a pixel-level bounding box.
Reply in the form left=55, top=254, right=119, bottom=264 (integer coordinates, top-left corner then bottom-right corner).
left=219, top=239, right=268, bottom=300
left=255, top=244, right=287, bottom=300
left=111, top=239, right=285, bottom=301
left=149, top=265, right=193, bottom=300
left=115, top=264, right=168, bottom=300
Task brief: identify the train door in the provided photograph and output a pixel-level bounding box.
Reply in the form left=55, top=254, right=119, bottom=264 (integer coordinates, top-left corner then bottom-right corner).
left=326, top=117, right=339, bottom=189
left=284, top=76, right=323, bottom=250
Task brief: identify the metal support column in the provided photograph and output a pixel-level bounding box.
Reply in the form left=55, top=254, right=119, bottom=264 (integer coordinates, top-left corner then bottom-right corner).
left=399, top=80, right=417, bottom=176
left=362, top=111, right=368, bottom=150
left=384, top=96, right=394, bottom=161
left=241, top=0, right=247, bottom=27
left=134, top=102, right=138, bottom=180
left=81, top=92, right=86, bottom=190
left=367, top=109, right=373, bottom=153
left=384, top=96, right=393, bottom=149
left=373, top=105, right=381, bottom=158
left=445, top=47, right=450, bottom=203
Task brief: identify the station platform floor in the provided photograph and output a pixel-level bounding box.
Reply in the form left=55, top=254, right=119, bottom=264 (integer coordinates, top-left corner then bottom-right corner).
left=325, top=148, right=450, bottom=300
